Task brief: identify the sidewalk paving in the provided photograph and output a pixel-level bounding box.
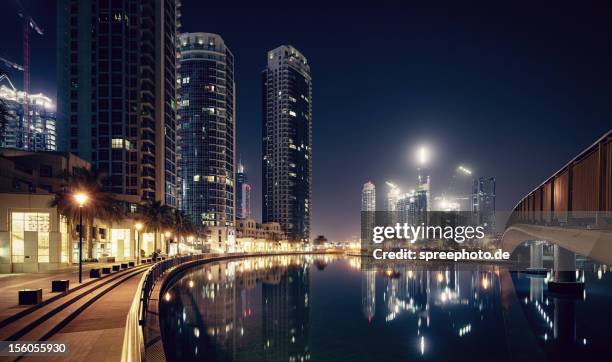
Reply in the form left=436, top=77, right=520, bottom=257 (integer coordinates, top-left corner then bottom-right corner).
left=0, top=262, right=126, bottom=322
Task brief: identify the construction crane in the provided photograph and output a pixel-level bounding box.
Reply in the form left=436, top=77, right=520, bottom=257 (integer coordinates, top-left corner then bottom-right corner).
left=14, top=0, right=44, bottom=148
left=0, top=56, right=24, bottom=72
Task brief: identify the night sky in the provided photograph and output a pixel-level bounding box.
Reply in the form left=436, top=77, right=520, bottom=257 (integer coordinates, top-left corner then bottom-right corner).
left=1, top=1, right=610, bottom=241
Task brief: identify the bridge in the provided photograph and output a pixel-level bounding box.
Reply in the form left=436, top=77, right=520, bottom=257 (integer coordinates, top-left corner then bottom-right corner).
left=502, top=129, right=612, bottom=293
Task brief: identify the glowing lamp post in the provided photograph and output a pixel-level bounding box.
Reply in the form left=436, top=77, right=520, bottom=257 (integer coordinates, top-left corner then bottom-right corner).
left=74, top=192, right=89, bottom=283
left=135, top=222, right=143, bottom=264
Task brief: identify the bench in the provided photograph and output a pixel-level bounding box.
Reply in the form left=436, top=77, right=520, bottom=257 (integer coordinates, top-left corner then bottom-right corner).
left=19, top=289, right=42, bottom=305
left=89, top=268, right=102, bottom=278
left=102, top=267, right=112, bottom=274
left=51, top=280, right=70, bottom=293
left=112, top=264, right=121, bottom=272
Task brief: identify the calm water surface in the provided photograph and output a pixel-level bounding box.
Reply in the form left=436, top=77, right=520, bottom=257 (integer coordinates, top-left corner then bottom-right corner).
left=160, top=255, right=612, bottom=362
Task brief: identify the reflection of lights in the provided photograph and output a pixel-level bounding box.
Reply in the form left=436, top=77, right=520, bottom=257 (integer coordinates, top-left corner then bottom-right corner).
left=437, top=272, right=444, bottom=283
left=583, top=338, right=587, bottom=345
left=481, top=276, right=489, bottom=289
left=164, top=292, right=171, bottom=302
left=188, top=280, right=194, bottom=288
left=419, top=336, right=425, bottom=355
left=544, top=333, right=548, bottom=341
left=458, top=324, right=472, bottom=337
left=194, top=327, right=200, bottom=338
left=598, top=268, right=603, bottom=280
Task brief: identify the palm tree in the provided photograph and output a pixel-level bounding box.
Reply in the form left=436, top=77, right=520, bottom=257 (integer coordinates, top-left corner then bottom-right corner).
left=168, top=209, right=196, bottom=253
left=138, top=200, right=173, bottom=254
left=50, top=167, right=123, bottom=258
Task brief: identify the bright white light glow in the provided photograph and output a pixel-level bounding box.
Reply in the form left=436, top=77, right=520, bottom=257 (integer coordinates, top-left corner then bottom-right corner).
left=457, top=165, right=472, bottom=175
left=417, top=146, right=429, bottom=165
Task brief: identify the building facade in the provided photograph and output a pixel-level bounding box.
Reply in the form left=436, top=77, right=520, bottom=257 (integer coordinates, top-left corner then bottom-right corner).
left=236, top=160, right=251, bottom=219
left=472, top=176, right=496, bottom=231
left=262, top=45, right=312, bottom=242
left=178, top=32, right=236, bottom=229
left=0, top=150, right=147, bottom=273
left=0, top=76, right=56, bottom=151
left=56, top=0, right=180, bottom=208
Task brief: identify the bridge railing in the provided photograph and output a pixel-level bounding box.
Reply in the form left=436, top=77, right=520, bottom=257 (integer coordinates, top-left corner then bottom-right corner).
left=507, top=130, right=612, bottom=229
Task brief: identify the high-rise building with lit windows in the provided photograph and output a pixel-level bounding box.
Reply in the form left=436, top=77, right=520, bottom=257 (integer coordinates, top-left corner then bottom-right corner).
left=178, top=32, right=235, bottom=228
left=262, top=45, right=312, bottom=242
left=236, top=159, right=251, bottom=219
left=56, top=0, right=180, bottom=207
left=472, top=176, right=496, bottom=231
left=0, top=77, right=56, bottom=151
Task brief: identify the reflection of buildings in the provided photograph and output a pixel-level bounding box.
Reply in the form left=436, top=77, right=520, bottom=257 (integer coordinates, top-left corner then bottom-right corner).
left=168, top=256, right=319, bottom=361
left=361, top=270, right=376, bottom=321
left=472, top=177, right=496, bottom=231
left=262, top=264, right=310, bottom=362
left=356, top=262, right=501, bottom=348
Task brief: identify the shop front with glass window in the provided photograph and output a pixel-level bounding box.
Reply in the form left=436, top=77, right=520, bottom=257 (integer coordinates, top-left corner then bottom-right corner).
left=0, top=194, right=72, bottom=273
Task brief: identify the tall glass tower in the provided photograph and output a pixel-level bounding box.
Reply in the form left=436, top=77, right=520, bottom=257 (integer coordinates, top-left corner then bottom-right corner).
left=178, top=33, right=235, bottom=228
left=262, top=45, right=312, bottom=242
left=236, top=160, right=251, bottom=219
left=56, top=0, right=179, bottom=207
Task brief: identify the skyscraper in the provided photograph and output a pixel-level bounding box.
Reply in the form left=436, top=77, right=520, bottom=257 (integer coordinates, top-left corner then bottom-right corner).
left=361, top=181, right=376, bottom=245
left=472, top=177, right=496, bottom=231
left=0, top=76, right=56, bottom=151
left=385, top=181, right=400, bottom=211
left=236, top=159, right=252, bottom=219
left=178, top=32, right=235, bottom=228
left=361, top=181, right=376, bottom=212
left=262, top=45, right=312, bottom=242
left=56, top=0, right=179, bottom=207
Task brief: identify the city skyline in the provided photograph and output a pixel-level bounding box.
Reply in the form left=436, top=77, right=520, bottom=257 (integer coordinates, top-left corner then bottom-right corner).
left=0, top=1, right=611, bottom=241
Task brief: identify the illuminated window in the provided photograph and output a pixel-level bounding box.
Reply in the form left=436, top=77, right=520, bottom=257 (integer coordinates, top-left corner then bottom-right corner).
left=11, top=212, right=50, bottom=263
left=38, top=233, right=50, bottom=263
left=182, top=77, right=190, bottom=84
left=112, top=138, right=123, bottom=149
left=289, top=110, right=297, bottom=117
left=193, top=175, right=200, bottom=182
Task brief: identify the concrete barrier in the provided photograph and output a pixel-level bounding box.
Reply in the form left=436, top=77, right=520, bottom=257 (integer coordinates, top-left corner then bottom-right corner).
left=51, top=280, right=70, bottom=293
left=19, top=289, right=42, bottom=305
left=90, top=268, right=102, bottom=278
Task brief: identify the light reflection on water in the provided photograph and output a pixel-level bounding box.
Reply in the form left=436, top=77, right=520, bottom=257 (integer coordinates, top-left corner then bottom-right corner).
left=159, top=255, right=612, bottom=362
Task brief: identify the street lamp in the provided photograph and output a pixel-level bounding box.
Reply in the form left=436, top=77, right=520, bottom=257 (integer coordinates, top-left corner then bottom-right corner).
left=74, top=192, right=89, bottom=283
left=135, top=222, right=143, bottom=264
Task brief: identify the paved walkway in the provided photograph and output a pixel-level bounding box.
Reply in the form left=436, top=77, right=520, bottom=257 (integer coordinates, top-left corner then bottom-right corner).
left=0, top=262, right=124, bottom=322
left=26, top=270, right=146, bottom=362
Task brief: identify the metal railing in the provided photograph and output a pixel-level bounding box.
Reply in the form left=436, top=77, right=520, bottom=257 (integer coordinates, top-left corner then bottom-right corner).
left=121, top=254, right=209, bottom=362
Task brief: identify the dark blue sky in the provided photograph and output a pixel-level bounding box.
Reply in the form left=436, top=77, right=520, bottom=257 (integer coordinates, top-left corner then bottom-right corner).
left=1, top=1, right=610, bottom=240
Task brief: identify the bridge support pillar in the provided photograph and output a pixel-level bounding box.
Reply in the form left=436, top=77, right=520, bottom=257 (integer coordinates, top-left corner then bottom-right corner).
left=526, top=242, right=547, bottom=274
left=548, top=245, right=584, bottom=296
